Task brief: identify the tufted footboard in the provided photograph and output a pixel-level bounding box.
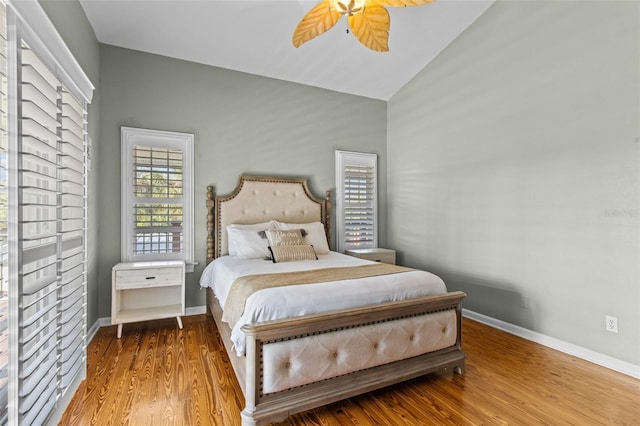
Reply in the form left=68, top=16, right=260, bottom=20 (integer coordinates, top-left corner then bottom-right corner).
left=260, top=309, right=457, bottom=393
left=238, top=291, right=466, bottom=426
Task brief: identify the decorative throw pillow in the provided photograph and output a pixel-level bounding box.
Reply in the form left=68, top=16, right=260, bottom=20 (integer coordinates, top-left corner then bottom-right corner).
left=269, top=245, right=318, bottom=263
left=275, top=221, right=330, bottom=254
left=264, top=229, right=304, bottom=247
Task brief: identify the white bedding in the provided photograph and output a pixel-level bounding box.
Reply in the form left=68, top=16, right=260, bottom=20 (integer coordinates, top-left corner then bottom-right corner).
left=199, top=252, right=447, bottom=356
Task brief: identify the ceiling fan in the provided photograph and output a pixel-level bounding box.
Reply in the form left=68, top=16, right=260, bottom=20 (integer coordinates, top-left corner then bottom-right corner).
left=292, top=0, right=436, bottom=53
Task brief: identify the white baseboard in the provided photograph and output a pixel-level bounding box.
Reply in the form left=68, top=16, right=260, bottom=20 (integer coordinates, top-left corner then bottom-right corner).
left=87, top=305, right=208, bottom=343
left=463, top=309, right=640, bottom=379
left=186, top=305, right=206, bottom=315
left=86, top=317, right=110, bottom=343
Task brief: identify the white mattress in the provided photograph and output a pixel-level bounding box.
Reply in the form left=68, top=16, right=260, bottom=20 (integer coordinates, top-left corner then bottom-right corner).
left=199, top=252, right=447, bottom=356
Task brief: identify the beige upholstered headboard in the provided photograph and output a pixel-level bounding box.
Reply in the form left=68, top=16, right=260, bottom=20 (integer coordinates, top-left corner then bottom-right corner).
left=206, top=176, right=331, bottom=263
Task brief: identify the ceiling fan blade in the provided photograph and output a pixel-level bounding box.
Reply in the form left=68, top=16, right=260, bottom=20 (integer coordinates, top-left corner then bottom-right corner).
left=371, top=0, right=435, bottom=7
left=347, top=6, right=390, bottom=52
left=292, top=0, right=342, bottom=48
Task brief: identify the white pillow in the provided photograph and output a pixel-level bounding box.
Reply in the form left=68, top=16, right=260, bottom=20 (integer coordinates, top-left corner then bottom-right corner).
left=227, top=221, right=277, bottom=258
left=275, top=221, right=330, bottom=254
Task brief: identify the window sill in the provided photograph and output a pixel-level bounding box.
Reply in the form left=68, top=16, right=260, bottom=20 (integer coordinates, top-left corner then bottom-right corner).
left=186, top=261, right=198, bottom=273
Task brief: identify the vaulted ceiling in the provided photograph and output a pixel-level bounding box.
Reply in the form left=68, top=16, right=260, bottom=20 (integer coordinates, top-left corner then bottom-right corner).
left=79, top=0, right=494, bottom=100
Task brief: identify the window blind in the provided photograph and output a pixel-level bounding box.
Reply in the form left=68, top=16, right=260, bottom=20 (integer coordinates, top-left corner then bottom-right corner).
left=131, top=145, right=184, bottom=256
left=0, top=1, right=91, bottom=419
left=14, top=39, right=88, bottom=425
left=0, top=3, right=8, bottom=423
left=343, top=164, right=375, bottom=247
left=19, top=42, right=61, bottom=426
left=335, top=150, right=378, bottom=253
left=0, top=1, right=93, bottom=423
left=58, top=88, right=86, bottom=393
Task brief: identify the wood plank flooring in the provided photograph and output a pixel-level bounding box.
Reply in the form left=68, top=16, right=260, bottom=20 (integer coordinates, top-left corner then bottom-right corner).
left=59, top=315, right=640, bottom=425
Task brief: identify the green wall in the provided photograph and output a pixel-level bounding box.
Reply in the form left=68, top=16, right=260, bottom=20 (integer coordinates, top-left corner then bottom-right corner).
left=97, top=45, right=387, bottom=316
left=39, top=0, right=101, bottom=328
left=387, top=1, right=639, bottom=365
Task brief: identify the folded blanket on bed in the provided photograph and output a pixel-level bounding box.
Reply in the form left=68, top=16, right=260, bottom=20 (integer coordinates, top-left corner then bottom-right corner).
left=222, top=263, right=414, bottom=326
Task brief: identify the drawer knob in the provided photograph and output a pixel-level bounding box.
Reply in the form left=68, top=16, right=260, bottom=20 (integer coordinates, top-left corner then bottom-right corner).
left=145, top=276, right=156, bottom=280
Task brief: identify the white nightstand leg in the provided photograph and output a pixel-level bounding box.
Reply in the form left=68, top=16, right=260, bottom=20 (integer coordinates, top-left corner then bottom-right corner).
left=176, top=316, right=183, bottom=329
left=117, top=323, right=123, bottom=339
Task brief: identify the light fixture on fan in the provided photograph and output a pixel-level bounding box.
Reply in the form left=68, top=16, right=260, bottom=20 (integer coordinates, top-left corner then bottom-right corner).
left=292, top=0, right=435, bottom=53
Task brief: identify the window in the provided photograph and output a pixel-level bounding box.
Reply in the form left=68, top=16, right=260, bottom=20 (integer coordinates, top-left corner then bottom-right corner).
left=1, top=0, right=94, bottom=424
left=335, top=150, right=378, bottom=253
left=121, top=127, right=194, bottom=271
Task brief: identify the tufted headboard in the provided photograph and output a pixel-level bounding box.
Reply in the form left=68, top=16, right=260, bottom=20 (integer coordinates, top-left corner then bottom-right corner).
left=206, top=175, right=331, bottom=263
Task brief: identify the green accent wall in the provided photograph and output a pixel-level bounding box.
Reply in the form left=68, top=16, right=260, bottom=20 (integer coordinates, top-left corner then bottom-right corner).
left=97, top=45, right=387, bottom=316
left=387, top=1, right=639, bottom=365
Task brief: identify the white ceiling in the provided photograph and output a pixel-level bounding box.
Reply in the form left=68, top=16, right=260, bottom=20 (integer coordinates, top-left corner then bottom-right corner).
left=79, top=0, right=494, bottom=100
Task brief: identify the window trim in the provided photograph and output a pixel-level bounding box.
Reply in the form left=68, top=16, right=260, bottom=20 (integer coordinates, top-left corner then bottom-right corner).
left=121, top=127, right=195, bottom=271
left=7, top=0, right=94, bottom=102
left=335, top=150, right=378, bottom=253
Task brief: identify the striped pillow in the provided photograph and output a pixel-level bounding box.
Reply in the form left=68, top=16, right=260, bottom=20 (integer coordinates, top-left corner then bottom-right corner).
left=268, top=245, right=318, bottom=263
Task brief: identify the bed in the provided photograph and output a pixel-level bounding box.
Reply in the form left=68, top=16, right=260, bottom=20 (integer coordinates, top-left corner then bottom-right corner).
left=201, top=175, right=466, bottom=425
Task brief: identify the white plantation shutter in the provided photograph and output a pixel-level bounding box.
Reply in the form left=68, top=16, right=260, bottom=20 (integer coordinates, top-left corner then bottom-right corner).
left=18, top=43, right=62, bottom=426
left=132, top=145, right=184, bottom=256
left=344, top=164, right=375, bottom=245
left=2, top=0, right=94, bottom=424
left=335, top=151, right=377, bottom=253
left=14, top=41, right=88, bottom=426
left=58, top=89, right=86, bottom=392
left=121, top=127, right=194, bottom=268
left=0, top=4, right=8, bottom=423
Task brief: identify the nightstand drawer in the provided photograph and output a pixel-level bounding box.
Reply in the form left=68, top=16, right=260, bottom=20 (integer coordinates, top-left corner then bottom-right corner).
left=345, top=248, right=396, bottom=265
left=115, top=266, right=183, bottom=289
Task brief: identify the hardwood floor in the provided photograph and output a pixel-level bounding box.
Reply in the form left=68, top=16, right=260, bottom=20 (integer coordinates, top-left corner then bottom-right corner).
left=59, top=315, right=640, bottom=425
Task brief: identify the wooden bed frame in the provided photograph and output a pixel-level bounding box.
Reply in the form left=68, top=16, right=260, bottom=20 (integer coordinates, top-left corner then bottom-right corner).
left=205, top=175, right=465, bottom=426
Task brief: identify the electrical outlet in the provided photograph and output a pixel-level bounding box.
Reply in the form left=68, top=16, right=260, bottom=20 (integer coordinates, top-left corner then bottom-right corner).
left=605, top=315, right=618, bottom=333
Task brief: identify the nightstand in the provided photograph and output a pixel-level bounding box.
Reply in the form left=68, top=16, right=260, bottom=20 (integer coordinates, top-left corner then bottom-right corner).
left=345, top=248, right=396, bottom=265
left=112, top=260, right=185, bottom=338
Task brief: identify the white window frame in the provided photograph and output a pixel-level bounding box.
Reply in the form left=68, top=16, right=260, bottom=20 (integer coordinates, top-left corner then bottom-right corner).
left=335, top=150, right=378, bottom=253
left=121, top=127, right=195, bottom=272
